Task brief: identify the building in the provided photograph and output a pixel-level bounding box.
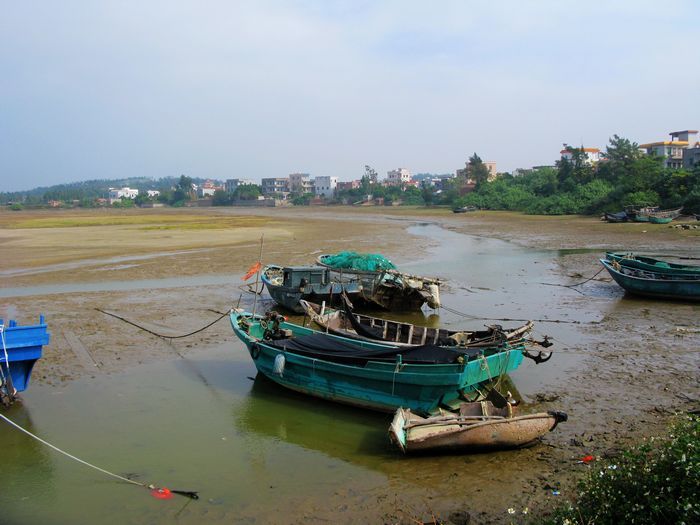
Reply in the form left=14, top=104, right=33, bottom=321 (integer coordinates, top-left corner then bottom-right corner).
left=560, top=147, right=601, bottom=165
left=640, top=130, right=698, bottom=169
left=261, top=177, right=289, bottom=196
left=314, top=176, right=337, bottom=198
left=108, top=187, right=139, bottom=204
left=198, top=180, right=222, bottom=197
left=337, top=180, right=360, bottom=191
left=386, top=168, right=411, bottom=186
left=288, top=173, right=313, bottom=194
left=225, top=179, right=256, bottom=193
left=146, top=190, right=160, bottom=198
left=684, top=145, right=700, bottom=169
left=456, top=160, right=498, bottom=183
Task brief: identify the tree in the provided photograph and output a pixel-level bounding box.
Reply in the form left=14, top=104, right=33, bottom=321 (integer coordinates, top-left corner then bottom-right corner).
left=212, top=189, right=231, bottom=206
left=364, top=165, right=378, bottom=184
left=468, top=153, right=490, bottom=187
left=234, top=185, right=262, bottom=201
left=421, top=183, right=435, bottom=206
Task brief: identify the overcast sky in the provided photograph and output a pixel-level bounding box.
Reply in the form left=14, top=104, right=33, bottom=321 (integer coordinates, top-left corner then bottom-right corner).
left=2, top=1, right=699, bottom=191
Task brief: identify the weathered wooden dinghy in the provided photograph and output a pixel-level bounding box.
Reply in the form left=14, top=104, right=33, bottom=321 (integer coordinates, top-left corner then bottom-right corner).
left=299, top=297, right=535, bottom=349
left=388, top=400, right=567, bottom=454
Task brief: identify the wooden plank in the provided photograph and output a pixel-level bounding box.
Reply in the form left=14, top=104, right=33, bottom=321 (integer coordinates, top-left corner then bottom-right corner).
left=63, top=330, right=100, bottom=369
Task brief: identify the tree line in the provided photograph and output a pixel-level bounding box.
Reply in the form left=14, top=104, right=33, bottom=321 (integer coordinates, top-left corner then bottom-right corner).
left=451, top=136, right=700, bottom=215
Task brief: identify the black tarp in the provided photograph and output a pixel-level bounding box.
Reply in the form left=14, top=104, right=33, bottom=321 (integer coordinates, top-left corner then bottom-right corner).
left=263, top=332, right=486, bottom=365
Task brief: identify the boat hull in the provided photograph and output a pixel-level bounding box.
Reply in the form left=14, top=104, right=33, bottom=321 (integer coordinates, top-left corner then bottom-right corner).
left=389, top=407, right=564, bottom=453
left=605, top=252, right=700, bottom=276
left=1, top=316, right=50, bottom=394
left=600, top=259, right=700, bottom=301
left=230, top=311, right=524, bottom=414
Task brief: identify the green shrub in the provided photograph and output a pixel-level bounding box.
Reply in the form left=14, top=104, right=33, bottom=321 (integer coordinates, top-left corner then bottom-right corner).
left=539, top=415, right=699, bottom=525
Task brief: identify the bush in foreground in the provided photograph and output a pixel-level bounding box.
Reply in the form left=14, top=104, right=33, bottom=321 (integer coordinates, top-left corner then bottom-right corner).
left=540, top=415, right=699, bottom=525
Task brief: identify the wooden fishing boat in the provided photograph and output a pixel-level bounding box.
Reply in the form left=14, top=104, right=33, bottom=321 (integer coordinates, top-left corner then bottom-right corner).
left=647, top=207, right=682, bottom=224
left=229, top=309, right=527, bottom=414
left=600, top=258, right=700, bottom=301
left=1, top=316, right=50, bottom=406
left=299, top=298, right=535, bottom=349
left=316, top=252, right=442, bottom=311
left=605, top=252, right=700, bottom=276
left=388, top=400, right=567, bottom=453
left=260, top=264, right=364, bottom=313
left=602, top=211, right=629, bottom=223
left=626, top=205, right=659, bottom=222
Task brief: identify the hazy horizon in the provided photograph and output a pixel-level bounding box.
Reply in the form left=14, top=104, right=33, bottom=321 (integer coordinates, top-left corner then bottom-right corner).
left=2, top=1, right=699, bottom=192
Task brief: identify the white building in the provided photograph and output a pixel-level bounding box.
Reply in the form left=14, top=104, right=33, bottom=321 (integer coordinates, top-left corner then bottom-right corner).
left=314, top=176, right=338, bottom=198
left=560, top=147, right=601, bottom=164
left=225, top=179, right=257, bottom=193
left=640, top=130, right=698, bottom=169
left=108, top=187, right=139, bottom=204
left=146, top=190, right=160, bottom=198
left=386, top=168, right=411, bottom=186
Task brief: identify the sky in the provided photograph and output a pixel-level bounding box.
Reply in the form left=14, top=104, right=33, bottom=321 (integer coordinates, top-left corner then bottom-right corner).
left=2, top=1, right=699, bottom=192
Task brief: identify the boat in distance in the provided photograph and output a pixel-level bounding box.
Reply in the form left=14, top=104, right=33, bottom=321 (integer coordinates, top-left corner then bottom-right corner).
left=1, top=315, right=50, bottom=406
left=600, top=258, right=700, bottom=302
left=389, top=400, right=567, bottom=454
left=229, top=309, right=526, bottom=414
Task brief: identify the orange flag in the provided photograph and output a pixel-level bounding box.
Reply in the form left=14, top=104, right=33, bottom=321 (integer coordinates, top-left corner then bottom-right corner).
left=242, top=261, right=262, bottom=281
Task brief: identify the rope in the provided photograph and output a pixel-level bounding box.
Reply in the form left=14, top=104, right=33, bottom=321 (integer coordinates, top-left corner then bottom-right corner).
left=95, top=308, right=230, bottom=340
left=0, top=324, right=17, bottom=402
left=538, top=266, right=607, bottom=289
left=439, top=304, right=599, bottom=325
left=0, top=412, right=198, bottom=499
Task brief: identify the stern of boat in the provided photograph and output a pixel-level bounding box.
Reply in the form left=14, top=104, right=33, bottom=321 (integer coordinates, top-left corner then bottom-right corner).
left=388, top=407, right=409, bottom=453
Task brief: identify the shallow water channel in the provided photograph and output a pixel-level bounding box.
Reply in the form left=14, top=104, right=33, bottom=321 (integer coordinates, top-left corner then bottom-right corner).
left=1, top=224, right=611, bottom=524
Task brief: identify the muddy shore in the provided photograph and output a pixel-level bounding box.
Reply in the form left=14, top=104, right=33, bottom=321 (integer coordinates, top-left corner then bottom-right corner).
left=2, top=206, right=699, bottom=524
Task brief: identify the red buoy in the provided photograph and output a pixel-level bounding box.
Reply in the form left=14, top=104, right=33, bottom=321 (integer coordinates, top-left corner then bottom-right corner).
left=151, top=487, right=173, bottom=500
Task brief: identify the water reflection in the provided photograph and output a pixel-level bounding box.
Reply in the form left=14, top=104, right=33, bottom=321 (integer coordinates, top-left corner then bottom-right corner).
left=234, top=374, right=391, bottom=471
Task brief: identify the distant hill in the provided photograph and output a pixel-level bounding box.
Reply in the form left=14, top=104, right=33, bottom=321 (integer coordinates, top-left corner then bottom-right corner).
left=0, top=176, right=219, bottom=204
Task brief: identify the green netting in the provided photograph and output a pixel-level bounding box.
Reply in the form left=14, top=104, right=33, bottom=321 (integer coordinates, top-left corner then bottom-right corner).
left=321, top=251, right=396, bottom=272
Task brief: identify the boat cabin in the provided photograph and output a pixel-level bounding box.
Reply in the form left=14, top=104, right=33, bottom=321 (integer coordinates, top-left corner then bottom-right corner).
left=281, top=266, right=330, bottom=290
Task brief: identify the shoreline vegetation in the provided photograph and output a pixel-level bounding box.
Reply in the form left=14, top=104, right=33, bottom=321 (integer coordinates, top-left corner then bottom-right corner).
left=3, top=137, right=700, bottom=217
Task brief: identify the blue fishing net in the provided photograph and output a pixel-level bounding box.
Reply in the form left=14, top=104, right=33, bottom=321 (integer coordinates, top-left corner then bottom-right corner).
left=321, top=251, right=396, bottom=272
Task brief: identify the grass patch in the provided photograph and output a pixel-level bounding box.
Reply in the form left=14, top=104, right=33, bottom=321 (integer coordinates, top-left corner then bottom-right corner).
left=5, top=214, right=271, bottom=230
left=537, top=415, right=699, bottom=525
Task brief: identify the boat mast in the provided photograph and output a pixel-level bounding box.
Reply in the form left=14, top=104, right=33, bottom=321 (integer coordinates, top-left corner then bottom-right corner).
left=252, top=234, right=264, bottom=318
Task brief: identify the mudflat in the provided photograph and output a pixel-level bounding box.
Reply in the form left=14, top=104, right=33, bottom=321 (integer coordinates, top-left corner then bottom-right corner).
left=1, top=206, right=698, bottom=523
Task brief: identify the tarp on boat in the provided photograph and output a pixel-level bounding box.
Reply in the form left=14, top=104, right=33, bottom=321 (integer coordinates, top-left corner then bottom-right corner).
left=264, top=332, right=486, bottom=365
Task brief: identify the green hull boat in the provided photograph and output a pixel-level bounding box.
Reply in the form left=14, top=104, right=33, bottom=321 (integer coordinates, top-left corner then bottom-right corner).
left=600, top=259, right=700, bottom=301
left=230, top=310, right=526, bottom=414
left=605, top=252, right=700, bottom=276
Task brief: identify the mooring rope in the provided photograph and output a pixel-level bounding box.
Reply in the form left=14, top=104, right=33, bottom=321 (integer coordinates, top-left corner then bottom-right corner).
left=95, top=308, right=230, bottom=340
left=0, top=412, right=198, bottom=499
left=538, top=266, right=607, bottom=289
left=439, top=304, right=598, bottom=325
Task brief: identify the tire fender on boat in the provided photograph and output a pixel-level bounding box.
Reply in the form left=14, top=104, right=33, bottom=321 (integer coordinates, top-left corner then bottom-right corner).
left=273, top=354, right=285, bottom=376
left=250, top=343, right=261, bottom=360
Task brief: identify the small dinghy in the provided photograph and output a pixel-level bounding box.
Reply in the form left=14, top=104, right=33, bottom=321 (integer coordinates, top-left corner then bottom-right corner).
left=388, top=400, right=567, bottom=454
